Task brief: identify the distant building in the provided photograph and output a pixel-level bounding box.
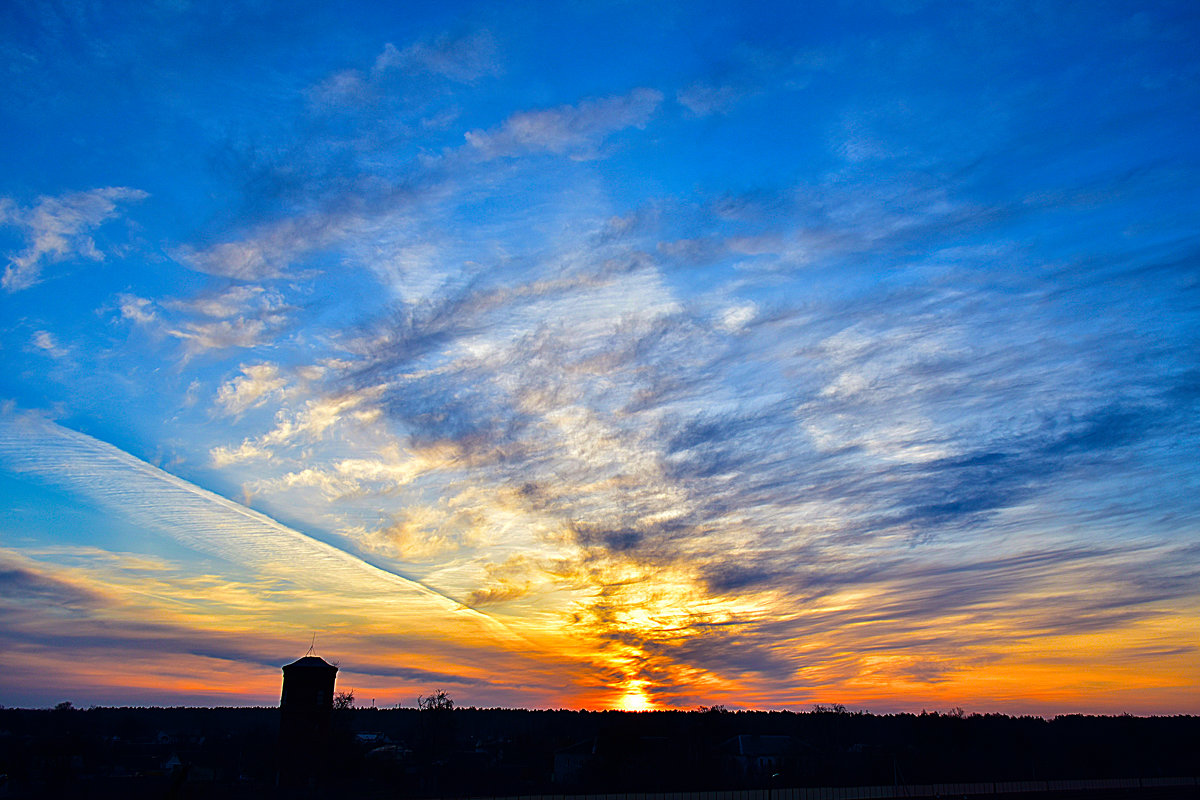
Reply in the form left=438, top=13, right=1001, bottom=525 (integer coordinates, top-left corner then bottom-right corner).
left=278, top=654, right=338, bottom=788
left=553, top=737, right=598, bottom=784
left=720, top=734, right=796, bottom=783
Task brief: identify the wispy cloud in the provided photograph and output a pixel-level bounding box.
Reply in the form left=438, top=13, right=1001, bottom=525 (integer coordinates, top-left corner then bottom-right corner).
left=215, top=363, right=288, bottom=416
left=0, top=413, right=449, bottom=602
left=0, top=187, right=146, bottom=291
left=309, top=31, right=500, bottom=111
left=465, top=88, right=663, bottom=159
left=374, top=31, right=500, bottom=83
left=0, top=552, right=105, bottom=610
left=172, top=214, right=346, bottom=280
left=29, top=330, right=69, bottom=359
left=118, top=285, right=293, bottom=356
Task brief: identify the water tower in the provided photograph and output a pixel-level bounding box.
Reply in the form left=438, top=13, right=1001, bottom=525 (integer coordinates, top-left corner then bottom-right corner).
left=278, top=652, right=338, bottom=788
left=281, top=654, right=338, bottom=712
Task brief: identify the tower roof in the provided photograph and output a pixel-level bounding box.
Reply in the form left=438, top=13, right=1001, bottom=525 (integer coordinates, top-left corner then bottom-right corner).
left=282, top=655, right=338, bottom=672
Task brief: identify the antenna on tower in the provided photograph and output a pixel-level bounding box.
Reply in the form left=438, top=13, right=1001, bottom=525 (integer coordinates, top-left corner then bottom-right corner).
left=306, top=633, right=317, bottom=657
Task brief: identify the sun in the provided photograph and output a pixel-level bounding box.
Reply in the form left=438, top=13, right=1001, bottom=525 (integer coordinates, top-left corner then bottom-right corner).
left=615, top=681, right=655, bottom=711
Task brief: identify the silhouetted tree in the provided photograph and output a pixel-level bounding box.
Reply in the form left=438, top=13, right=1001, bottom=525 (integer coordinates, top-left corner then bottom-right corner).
left=417, top=688, right=456, bottom=783
left=417, top=690, right=454, bottom=711
left=333, top=690, right=355, bottom=711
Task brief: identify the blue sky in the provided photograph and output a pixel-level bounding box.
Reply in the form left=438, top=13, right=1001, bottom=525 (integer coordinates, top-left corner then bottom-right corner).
left=1, top=0, right=1198, bottom=711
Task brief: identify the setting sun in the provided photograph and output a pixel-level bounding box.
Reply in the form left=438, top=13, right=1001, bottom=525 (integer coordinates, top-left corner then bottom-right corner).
left=615, top=682, right=656, bottom=712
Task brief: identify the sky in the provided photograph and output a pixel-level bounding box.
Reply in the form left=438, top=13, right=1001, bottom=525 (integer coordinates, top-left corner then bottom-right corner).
left=1, top=0, right=1198, bottom=714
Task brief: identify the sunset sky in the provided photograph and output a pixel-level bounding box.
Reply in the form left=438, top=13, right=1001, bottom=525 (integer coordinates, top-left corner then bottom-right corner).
left=2, top=1, right=1198, bottom=714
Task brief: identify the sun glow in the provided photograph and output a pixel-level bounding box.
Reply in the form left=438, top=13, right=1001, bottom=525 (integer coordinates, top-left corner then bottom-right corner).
left=615, top=681, right=655, bottom=711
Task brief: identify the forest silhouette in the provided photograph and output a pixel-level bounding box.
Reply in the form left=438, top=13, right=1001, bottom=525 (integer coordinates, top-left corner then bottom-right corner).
left=1, top=701, right=1197, bottom=799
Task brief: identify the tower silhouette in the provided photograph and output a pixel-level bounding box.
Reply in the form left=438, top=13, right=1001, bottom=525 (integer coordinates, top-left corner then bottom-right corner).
left=278, top=653, right=338, bottom=788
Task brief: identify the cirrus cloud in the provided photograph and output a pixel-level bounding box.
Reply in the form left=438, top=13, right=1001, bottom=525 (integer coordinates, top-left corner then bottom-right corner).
left=1, top=187, right=147, bottom=291
left=465, top=87, right=663, bottom=160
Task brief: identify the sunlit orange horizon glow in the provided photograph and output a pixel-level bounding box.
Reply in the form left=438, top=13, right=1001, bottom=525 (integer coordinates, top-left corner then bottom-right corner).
left=9, top=634, right=1197, bottom=714
left=3, top=536, right=1198, bottom=713
left=0, top=529, right=1194, bottom=714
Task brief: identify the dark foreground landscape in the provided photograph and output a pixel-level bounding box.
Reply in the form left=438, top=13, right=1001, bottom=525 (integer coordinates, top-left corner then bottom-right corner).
left=1, top=705, right=1196, bottom=799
